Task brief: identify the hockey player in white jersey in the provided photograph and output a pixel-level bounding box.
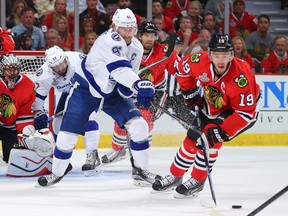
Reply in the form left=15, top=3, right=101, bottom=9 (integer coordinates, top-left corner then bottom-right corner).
left=37, top=8, right=162, bottom=187
left=33, top=46, right=101, bottom=176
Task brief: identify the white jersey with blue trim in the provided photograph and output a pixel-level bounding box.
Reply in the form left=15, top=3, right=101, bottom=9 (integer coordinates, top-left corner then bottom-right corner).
left=33, top=51, right=86, bottom=111
left=76, top=28, right=143, bottom=98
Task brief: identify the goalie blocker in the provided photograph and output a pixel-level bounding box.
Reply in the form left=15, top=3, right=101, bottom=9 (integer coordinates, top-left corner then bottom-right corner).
left=6, top=126, right=55, bottom=177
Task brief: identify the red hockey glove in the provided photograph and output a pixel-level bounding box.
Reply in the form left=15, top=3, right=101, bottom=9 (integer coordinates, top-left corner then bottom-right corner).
left=204, top=126, right=228, bottom=147
left=181, top=88, right=204, bottom=110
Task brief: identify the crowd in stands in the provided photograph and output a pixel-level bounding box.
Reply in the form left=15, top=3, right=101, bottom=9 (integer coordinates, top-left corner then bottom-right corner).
left=1, top=0, right=287, bottom=74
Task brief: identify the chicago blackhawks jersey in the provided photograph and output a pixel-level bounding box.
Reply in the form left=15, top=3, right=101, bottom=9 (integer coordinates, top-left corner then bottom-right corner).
left=0, top=75, right=35, bottom=132
left=176, top=52, right=260, bottom=139
left=140, top=42, right=179, bottom=90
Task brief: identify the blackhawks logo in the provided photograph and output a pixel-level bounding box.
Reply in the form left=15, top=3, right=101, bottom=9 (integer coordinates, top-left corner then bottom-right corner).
left=190, top=53, right=201, bottom=63
left=234, top=74, right=248, bottom=88
left=138, top=65, right=154, bottom=82
left=203, top=86, right=227, bottom=109
left=0, top=93, right=17, bottom=117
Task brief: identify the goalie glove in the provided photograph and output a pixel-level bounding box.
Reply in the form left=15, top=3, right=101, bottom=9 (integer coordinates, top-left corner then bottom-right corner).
left=181, top=87, right=204, bottom=110
left=34, top=110, right=48, bottom=130
left=133, top=79, right=155, bottom=109
left=17, top=128, right=55, bottom=157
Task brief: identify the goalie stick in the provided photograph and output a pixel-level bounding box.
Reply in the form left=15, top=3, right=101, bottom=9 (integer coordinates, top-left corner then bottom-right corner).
left=138, top=31, right=177, bottom=76
left=247, top=185, right=288, bottom=216
left=150, top=101, right=217, bottom=205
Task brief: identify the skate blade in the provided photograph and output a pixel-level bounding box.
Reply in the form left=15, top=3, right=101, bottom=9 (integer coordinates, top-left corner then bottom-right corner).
left=150, top=187, right=176, bottom=194
left=133, top=180, right=151, bottom=187
left=83, top=168, right=102, bottom=177
left=173, top=192, right=199, bottom=199
left=101, top=155, right=127, bottom=165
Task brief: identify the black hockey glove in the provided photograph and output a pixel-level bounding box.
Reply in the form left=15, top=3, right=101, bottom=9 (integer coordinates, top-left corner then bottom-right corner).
left=181, top=88, right=204, bottom=110
left=204, top=126, right=228, bottom=147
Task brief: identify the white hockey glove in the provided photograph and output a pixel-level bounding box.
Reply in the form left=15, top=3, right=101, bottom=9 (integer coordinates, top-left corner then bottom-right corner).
left=17, top=128, right=55, bottom=157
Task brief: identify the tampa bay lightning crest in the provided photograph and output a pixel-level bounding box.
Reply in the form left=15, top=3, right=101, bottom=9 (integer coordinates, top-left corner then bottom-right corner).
left=36, top=68, right=43, bottom=76
left=111, top=33, right=121, bottom=41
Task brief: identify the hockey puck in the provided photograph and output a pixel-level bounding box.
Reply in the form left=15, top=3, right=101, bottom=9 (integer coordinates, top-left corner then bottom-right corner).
left=232, top=205, right=242, bottom=209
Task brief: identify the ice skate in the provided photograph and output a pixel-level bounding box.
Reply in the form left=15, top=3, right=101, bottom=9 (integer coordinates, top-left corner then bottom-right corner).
left=82, top=150, right=101, bottom=177
left=37, top=163, right=72, bottom=187
left=132, top=166, right=162, bottom=187
left=152, top=174, right=183, bottom=193
left=174, top=178, right=206, bottom=199
left=101, top=147, right=127, bottom=164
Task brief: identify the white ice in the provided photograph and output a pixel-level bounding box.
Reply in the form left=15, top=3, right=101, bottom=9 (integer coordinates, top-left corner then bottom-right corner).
left=0, top=147, right=288, bottom=216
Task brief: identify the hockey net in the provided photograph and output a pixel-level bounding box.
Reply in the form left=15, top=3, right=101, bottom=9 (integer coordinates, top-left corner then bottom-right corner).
left=0, top=50, right=55, bottom=130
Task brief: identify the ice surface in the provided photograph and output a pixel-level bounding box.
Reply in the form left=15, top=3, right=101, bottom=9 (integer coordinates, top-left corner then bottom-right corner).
left=0, top=147, right=288, bottom=216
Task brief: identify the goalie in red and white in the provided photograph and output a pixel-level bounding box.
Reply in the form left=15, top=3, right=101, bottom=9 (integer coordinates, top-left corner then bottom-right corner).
left=0, top=54, right=54, bottom=177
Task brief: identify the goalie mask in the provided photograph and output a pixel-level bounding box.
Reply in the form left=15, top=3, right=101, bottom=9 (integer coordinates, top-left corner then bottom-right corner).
left=45, top=45, right=68, bottom=76
left=1, top=54, right=20, bottom=90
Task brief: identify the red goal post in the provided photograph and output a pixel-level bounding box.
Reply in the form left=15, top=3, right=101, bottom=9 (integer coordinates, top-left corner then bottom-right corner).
left=0, top=50, right=55, bottom=131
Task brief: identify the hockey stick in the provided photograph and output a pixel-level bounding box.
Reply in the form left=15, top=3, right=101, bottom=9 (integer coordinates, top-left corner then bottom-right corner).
left=138, top=31, right=177, bottom=75
left=247, top=185, right=288, bottom=216
left=194, top=106, right=217, bottom=206
left=150, top=101, right=217, bottom=205
left=47, top=110, right=65, bottom=121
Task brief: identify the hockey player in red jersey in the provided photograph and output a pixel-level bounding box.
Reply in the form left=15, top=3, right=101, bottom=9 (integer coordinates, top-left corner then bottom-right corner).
left=101, top=21, right=179, bottom=167
left=152, top=34, right=260, bottom=197
left=0, top=54, right=54, bottom=167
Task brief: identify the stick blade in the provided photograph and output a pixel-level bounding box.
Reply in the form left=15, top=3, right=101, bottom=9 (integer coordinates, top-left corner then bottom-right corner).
left=165, top=31, right=177, bottom=58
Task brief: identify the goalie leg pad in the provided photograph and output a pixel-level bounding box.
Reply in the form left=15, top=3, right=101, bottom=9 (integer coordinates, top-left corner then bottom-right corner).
left=7, top=149, right=52, bottom=177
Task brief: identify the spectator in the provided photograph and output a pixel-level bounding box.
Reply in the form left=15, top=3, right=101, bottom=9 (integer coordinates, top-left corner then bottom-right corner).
left=79, top=31, right=98, bottom=54
left=187, top=0, right=203, bottom=33
left=152, top=15, right=170, bottom=43
left=44, top=28, right=60, bottom=49
left=220, top=0, right=258, bottom=39
left=176, top=16, right=199, bottom=56
left=232, top=35, right=255, bottom=72
left=163, top=0, right=190, bottom=21
left=56, top=15, right=74, bottom=51
left=41, top=0, right=74, bottom=34
left=205, top=0, right=233, bottom=25
left=34, top=0, right=56, bottom=18
left=261, top=36, right=288, bottom=74
left=11, top=7, right=45, bottom=50
left=78, top=18, right=96, bottom=48
left=15, top=31, right=33, bottom=50
left=245, top=14, right=275, bottom=73
left=6, top=0, right=27, bottom=30
left=202, top=12, right=220, bottom=35
left=185, top=29, right=211, bottom=55
left=0, top=27, right=15, bottom=52
left=152, top=0, right=175, bottom=34
left=79, top=0, right=110, bottom=36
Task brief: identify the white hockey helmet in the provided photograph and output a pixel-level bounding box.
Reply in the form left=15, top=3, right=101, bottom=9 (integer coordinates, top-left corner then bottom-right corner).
left=112, top=8, right=137, bottom=34
left=45, top=46, right=68, bottom=75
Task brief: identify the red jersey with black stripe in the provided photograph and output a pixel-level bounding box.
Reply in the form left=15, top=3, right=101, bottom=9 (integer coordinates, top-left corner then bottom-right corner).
left=176, top=52, right=260, bottom=138
left=140, top=42, right=179, bottom=89
left=0, top=75, right=35, bottom=133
